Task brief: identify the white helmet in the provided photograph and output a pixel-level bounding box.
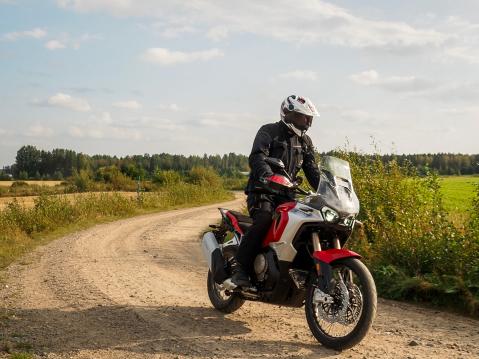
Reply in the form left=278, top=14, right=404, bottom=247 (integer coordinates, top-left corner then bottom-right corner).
left=280, top=95, right=319, bottom=136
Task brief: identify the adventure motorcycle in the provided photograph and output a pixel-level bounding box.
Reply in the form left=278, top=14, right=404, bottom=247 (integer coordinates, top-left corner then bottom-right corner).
left=201, top=156, right=377, bottom=350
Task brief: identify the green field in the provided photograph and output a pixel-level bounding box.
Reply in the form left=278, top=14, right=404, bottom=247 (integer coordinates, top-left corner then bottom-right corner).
left=439, top=175, right=479, bottom=214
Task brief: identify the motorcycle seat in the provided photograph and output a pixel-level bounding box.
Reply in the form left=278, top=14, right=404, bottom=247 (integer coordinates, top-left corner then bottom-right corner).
left=227, top=210, right=253, bottom=234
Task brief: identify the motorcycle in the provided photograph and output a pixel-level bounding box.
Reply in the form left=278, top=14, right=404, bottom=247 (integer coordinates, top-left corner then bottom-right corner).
left=201, top=156, right=376, bottom=350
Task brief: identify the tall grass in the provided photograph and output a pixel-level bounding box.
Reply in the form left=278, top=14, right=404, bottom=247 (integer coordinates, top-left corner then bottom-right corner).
left=336, top=152, right=479, bottom=316
left=0, top=183, right=233, bottom=270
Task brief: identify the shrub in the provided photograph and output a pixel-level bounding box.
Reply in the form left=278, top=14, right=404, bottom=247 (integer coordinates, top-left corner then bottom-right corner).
left=335, top=151, right=479, bottom=315
left=152, top=170, right=182, bottom=186
left=95, top=166, right=136, bottom=191
left=0, top=185, right=233, bottom=270
left=187, top=166, right=222, bottom=187
left=11, top=181, right=29, bottom=188
left=72, top=169, right=92, bottom=192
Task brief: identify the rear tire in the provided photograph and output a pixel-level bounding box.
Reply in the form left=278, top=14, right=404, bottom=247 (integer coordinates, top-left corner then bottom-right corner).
left=305, top=258, right=377, bottom=350
left=207, top=270, right=245, bottom=313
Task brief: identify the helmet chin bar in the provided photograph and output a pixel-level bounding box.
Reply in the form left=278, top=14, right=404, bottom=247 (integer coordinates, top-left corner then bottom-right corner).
left=281, top=119, right=305, bottom=137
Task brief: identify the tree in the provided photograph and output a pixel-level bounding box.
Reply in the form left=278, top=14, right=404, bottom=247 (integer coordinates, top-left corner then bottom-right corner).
left=15, top=145, right=41, bottom=178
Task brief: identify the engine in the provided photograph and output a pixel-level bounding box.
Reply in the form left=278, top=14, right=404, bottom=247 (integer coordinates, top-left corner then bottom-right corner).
left=253, top=250, right=280, bottom=289
left=254, top=253, right=268, bottom=282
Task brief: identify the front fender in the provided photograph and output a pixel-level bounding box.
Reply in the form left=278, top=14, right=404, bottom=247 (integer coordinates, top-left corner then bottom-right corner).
left=313, top=248, right=361, bottom=264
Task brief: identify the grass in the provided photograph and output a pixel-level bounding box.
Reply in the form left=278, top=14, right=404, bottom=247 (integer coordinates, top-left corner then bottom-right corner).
left=9, top=353, right=33, bottom=359
left=0, top=181, right=62, bottom=187
left=0, top=192, right=138, bottom=210
left=0, top=185, right=234, bottom=271
left=439, top=175, right=479, bottom=213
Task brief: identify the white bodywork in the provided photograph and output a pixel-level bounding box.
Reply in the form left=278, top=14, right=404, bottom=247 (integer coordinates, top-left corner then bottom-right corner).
left=269, top=201, right=324, bottom=263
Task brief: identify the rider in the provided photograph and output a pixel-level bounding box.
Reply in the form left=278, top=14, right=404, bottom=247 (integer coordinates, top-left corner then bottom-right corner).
left=232, top=95, right=321, bottom=287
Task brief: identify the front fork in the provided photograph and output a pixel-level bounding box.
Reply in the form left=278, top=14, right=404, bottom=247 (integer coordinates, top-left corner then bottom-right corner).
left=311, top=233, right=350, bottom=298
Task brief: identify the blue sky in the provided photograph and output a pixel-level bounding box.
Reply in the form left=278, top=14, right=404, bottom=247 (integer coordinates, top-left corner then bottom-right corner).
left=1, top=0, right=478, bottom=166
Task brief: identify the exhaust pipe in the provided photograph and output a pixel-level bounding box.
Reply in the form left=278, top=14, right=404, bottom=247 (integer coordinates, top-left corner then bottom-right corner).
left=201, top=231, right=228, bottom=284
left=201, top=231, right=220, bottom=271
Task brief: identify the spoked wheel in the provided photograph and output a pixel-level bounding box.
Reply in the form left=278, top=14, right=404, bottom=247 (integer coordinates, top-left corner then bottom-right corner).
left=305, top=258, right=377, bottom=350
left=207, top=270, right=245, bottom=313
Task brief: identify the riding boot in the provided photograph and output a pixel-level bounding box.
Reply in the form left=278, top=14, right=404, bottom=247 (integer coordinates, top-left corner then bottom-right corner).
left=230, top=258, right=251, bottom=288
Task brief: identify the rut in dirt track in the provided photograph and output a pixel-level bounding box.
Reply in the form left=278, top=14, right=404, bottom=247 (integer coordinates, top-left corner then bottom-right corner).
left=1, top=196, right=478, bottom=359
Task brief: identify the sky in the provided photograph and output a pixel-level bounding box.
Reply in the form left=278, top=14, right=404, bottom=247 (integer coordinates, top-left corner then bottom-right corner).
left=1, top=0, right=479, bottom=166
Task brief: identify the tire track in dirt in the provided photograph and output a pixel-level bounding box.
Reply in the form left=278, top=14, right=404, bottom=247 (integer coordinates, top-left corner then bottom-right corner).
left=1, top=196, right=478, bottom=358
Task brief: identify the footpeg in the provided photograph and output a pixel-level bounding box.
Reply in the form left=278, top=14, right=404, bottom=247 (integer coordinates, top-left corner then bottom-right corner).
left=222, top=278, right=238, bottom=290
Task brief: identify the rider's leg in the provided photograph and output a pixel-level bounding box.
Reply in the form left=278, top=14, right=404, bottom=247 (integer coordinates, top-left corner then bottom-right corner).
left=232, top=195, right=274, bottom=287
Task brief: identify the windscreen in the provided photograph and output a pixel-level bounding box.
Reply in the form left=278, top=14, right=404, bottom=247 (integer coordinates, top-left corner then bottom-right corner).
left=306, top=156, right=359, bottom=216
left=320, top=156, right=352, bottom=183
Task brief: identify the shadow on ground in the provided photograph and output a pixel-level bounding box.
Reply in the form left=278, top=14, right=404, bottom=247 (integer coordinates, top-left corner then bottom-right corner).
left=1, top=304, right=337, bottom=357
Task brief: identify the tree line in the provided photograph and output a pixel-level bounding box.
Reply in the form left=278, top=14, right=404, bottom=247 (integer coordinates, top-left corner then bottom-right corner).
left=0, top=145, right=478, bottom=180
left=0, top=145, right=250, bottom=180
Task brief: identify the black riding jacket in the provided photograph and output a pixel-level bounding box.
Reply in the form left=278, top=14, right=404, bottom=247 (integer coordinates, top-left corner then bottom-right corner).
left=245, top=121, right=320, bottom=194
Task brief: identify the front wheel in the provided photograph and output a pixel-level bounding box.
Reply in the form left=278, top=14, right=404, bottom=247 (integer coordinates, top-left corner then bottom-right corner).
left=207, top=270, right=245, bottom=313
left=305, top=258, right=377, bottom=350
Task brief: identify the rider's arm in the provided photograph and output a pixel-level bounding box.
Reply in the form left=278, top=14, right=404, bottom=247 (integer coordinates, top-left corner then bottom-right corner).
left=301, top=135, right=320, bottom=190
left=249, top=127, right=274, bottom=180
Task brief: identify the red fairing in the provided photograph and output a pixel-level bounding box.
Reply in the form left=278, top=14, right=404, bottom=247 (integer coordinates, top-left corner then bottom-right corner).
left=226, top=211, right=243, bottom=234
left=263, top=201, right=296, bottom=247
left=267, top=175, right=293, bottom=188
left=313, top=249, right=361, bottom=264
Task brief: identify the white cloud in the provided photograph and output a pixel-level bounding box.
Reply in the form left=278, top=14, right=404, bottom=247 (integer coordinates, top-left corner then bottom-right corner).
left=278, top=70, right=318, bottom=81
left=113, top=100, right=142, bottom=110
left=318, top=104, right=379, bottom=125
left=45, top=40, right=66, bottom=50
left=44, top=33, right=101, bottom=50
left=207, top=26, right=229, bottom=41
left=158, top=103, right=180, bottom=111
left=97, top=111, right=113, bottom=124
left=48, top=93, right=91, bottom=112
left=350, top=70, right=379, bottom=85
left=198, top=112, right=260, bottom=129
left=144, top=21, right=198, bottom=38
left=350, top=70, right=436, bottom=92
left=26, top=124, right=54, bottom=137
left=56, top=1, right=446, bottom=51
left=57, top=2, right=479, bottom=64
left=441, top=16, right=479, bottom=63
left=3, top=27, right=47, bottom=41
left=69, top=111, right=142, bottom=140
left=139, top=117, right=183, bottom=131
left=444, top=46, right=479, bottom=64
left=69, top=126, right=142, bottom=140
left=33, top=93, right=91, bottom=112
left=142, top=47, right=224, bottom=65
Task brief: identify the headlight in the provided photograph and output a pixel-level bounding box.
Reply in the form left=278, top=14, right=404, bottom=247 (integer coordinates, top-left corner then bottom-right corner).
left=341, top=215, right=356, bottom=227
left=321, top=206, right=339, bottom=223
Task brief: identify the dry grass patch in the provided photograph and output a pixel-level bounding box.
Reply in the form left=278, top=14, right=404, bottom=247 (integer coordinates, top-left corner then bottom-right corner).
left=0, top=192, right=138, bottom=210
left=0, top=181, right=63, bottom=187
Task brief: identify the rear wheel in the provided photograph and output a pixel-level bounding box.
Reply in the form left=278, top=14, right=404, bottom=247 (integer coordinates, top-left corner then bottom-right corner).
left=305, top=258, right=377, bottom=350
left=207, top=270, right=245, bottom=313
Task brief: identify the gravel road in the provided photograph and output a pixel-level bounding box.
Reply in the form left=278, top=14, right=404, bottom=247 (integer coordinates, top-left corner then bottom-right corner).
left=1, top=196, right=478, bottom=358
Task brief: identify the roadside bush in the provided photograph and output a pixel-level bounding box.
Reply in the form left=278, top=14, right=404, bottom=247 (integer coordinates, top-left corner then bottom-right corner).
left=187, top=166, right=222, bottom=187
left=336, top=151, right=479, bottom=315
left=73, top=169, right=93, bottom=192
left=0, top=184, right=233, bottom=270
left=95, top=166, right=136, bottom=191
left=222, top=176, right=248, bottom=191
left=11, top=181, right=29, bottom=188
left=152, top=170, right=182, bottom=186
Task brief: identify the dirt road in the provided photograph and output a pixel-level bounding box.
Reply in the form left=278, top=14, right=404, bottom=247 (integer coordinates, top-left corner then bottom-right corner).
left=1, top=197, right=478, bottom=358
